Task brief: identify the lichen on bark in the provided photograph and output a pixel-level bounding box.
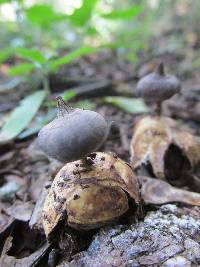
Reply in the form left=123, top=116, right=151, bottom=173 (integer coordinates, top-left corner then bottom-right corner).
left=58, top=205, right=200, bottom=267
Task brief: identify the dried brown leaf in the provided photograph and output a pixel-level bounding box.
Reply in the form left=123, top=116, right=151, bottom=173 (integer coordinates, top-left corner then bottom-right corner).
left=131, top=116, right=200, bottom=188
left=139, top=176, right=200, bottom=206
left=0, top=205, right=14, bottom=235
left=0, top=236, right=49, bottom=267
left=29, top=181, right=51, bottom=233
left=5, top=200, right=34, bottom=222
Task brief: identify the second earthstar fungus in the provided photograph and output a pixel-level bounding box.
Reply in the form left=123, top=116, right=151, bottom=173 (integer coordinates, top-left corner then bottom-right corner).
left=135, top=62, right=181, bottom=115
left=130, top=116, right=200, bottom=191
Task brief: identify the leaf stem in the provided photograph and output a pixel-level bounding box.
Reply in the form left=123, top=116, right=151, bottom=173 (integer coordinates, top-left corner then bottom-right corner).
left=42, top=75, right=50, bottom=94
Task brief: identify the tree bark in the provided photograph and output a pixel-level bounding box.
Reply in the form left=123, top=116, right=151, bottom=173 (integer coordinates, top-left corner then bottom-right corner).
left=58, top=205, right=200, bottom=267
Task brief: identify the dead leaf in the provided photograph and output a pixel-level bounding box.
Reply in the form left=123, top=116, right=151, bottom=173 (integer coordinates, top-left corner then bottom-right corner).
left=0, top=202, right=14, bottom=235
left=130, top=116, right=200, bottom=190
left=0, top=151, right=14, bottom=168
left=139, top=176, right=200, bottom=206
left=130, top=116, right=172, bottom=179
left=5, top=201, right=34, bottom=222
left=0, top=236, right=49, bottom=267
left=0, top=180, right=23, bottom=202
left=29, top=181, right=51, bottom=233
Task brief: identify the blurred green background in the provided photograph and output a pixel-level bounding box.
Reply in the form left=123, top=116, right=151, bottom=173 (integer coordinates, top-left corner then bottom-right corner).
left=0, top=0, right=199, bottom=142
left=1, top=0, right=198, bottom=75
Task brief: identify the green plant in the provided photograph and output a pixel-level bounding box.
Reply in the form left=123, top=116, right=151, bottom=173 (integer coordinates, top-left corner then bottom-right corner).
left=0, top=0, right=155, bottom=143
left=0, top=46, right=96, bottom=143
left=9, top=46, right=95, bottom=91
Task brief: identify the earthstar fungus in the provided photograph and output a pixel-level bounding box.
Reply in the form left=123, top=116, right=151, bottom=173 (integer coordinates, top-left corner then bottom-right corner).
left=135, top=62, right=181, bottom=115
left=37, top=98, right=140, bottom=239
left=38, top=97, right=109, bottom=162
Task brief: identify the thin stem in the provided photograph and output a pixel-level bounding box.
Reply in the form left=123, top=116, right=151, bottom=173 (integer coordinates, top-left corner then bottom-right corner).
left=156, top=62, right=165, bottom=76
left=155, top=102, right=162, bottom=116
left=79, top=157, right=93, bottom=172
left=12, top=0, right=23, bottom=27
left=42, top=74, right=50, bottom=93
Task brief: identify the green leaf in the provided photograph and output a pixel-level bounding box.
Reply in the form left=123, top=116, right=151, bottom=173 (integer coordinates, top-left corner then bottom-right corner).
left=44, top=90, right=76, bottom=108
left=18, top=109, right=56, bottom=139
left=69, top=0, right=98, bottom=27
left=0, top=48, right=13, bottom=63
left=86, top=26, right=98, bottom=36
left=0, top=0, right=11, bottom=4
left=8, top=63, right=35, bottom=76
left=15, top=47, right=46, bottom=64
left=26, top=4, right=66, bottom=27
left=63, top=90, right=77, bottom=101
left=101, top=5, right=142, bottom=20
left=18, top=125, right=43, bottom=139
left=74, top=100, right=96, bottom=110
left=104, top=97, right=149, bottom=114
left=0, top=90, right=47, bottom=143
left=49, top=46, right=95, bottom=71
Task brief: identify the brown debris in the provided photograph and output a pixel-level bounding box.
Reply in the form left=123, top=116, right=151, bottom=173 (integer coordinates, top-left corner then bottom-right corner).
left=0, top=236, right=49, bottom=267
left=29, top=181, right=52, bottom=233
left=166, top=83, right=200, bottom=122
left=139, top=176, right=200, bottom=206
left=0, top=202, right=14, bottom=235
left=5, top=200, right=34, bottom=222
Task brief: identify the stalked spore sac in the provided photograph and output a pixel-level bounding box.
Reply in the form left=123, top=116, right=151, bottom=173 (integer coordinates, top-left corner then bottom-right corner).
left=37, top=97, right=109, bottom=163
left=135, top=62, right=181, bottom=115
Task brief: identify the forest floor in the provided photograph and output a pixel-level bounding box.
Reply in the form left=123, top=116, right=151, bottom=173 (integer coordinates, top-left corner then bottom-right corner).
left=1, top=29, right=200, bottom=267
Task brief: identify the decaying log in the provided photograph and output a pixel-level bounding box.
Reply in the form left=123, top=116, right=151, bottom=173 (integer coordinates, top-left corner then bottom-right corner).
left=58, top=205, right=200, bottom=267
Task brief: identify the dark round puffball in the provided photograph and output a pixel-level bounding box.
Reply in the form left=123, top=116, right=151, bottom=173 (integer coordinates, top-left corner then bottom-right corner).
left=135, top=69, right=181, bottom=102
left=38, top=109, right=108, bottom=162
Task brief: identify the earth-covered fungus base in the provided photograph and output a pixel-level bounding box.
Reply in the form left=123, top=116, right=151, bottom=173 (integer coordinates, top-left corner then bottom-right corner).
left=43, top=152, right=140, bottom=238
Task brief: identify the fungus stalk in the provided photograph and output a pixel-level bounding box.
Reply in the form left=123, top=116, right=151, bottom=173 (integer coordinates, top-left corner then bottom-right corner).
left=154, top=62, right=164, bottom=116
left=155, top=101, right=162, bottom=116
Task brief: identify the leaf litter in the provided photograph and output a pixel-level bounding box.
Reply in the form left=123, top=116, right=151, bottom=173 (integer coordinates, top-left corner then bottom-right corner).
left=1, top=53, right=200, bottom=266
